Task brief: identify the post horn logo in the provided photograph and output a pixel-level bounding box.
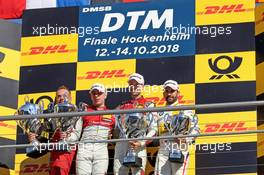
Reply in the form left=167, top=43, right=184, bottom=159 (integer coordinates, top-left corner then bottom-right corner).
left=0, top=51, right=6, bottom=74
left=208, top=55, right=242, bottom=80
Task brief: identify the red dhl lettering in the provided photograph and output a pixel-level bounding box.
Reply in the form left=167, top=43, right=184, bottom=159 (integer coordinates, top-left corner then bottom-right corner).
left=78, top=69, right=127, bottom=80
left=197, top=4, right=253, bottom=15
left=145, top=96, right=194, bottom=106
left=203, top=121, right=256, bottom=133
left=0, top=121, right=16, bottom=129
left=22, top=45, right=76, bottom=56
left=21, top=164, right=49, bottom=173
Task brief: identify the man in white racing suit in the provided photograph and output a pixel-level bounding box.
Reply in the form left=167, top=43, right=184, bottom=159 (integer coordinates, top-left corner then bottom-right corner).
left=155, top=80, right=200, bottom=175
left=114, top=73, right=158, bottom=175
left=63, top=83, right=115, bottom=175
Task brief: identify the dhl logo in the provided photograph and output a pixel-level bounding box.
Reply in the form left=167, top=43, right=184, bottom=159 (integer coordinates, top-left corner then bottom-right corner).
left=78, top=69, right=128, bottom=80
left=197, top=4, right=253, bottom=15
left=0, top=121, right=16, bottom=129
left=256, top=12, right=264, bottom=25
left=202, top=121, right=256, bottom=133
left=17, top=164, right=49, bottom=173
left=145, top=95, right=194, bottom=106
left=21, top=45, right=77, bottom=56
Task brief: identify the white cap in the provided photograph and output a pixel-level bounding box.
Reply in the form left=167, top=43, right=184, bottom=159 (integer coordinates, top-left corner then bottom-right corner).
left=90, top=83, right=106, bottom=93
left=128, top=73, right=144, bottom=85
left=163, top=80, right=179, bottom=91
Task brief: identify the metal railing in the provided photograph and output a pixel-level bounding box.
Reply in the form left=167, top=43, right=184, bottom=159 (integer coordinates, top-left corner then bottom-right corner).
left=0, top=100, right=263, bottom=149
left=0, top=100, right=263, bottom=121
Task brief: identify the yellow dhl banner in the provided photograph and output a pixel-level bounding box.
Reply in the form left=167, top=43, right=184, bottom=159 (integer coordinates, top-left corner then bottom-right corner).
left=0, top=106, right=17, bottom=140
left=0, top=47, right=20, bottom=81
left=21, top=34, right=78, bottom=66
left=76, top=59, right=135, bottom=91
left=18, top=91, right=76, bottom=109
left=256, top=62, right=264, bottom=96
left=142, top=84, right=195, bottom=106
left=255, top=3, right=264, bottom=35
left=258, top=124, right=264, bottom=158
left=196, top=0, right=254, bottom=25
left=197, top=111, right=257, bottom=144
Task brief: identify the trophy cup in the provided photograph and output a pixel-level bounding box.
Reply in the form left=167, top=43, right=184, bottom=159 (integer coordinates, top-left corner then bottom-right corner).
left=164, top=111, right=192, bottom=163
left=116, top=111, right=152, bottom=167
left=17, top=98, right=48, bottom=158
left=52, top=95, right=79, bottom=152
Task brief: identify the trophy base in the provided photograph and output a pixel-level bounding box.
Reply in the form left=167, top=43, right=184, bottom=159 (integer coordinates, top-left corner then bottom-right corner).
left=26, top=147, right=47, bottom=159
left=169, top=150, right=184, bottom=163
left=123, top=156, right=142, bottom=167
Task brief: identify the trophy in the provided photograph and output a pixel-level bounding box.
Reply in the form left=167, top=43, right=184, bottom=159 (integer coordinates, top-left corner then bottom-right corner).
left=116, top=110, right=152, bottom=167
left=52, top=95, right=79, bottom=152
left=17, top=98, right=48, bottom=158
left=164, top=111, right=192, bottom=163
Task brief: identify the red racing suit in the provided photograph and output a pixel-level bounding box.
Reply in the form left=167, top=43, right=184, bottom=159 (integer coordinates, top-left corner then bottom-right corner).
left=49, top=128, right=78, bottom=175
left=76, top=105, right=115, bottom=175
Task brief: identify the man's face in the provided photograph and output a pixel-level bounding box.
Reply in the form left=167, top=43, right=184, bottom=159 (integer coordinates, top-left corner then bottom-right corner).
left=56, top=89, right=71, bottom=104
left=90, top=90, right=106, bottom=107
left=163, top=87, right=179, bottom=105
left=128, top=79, right=143, bottom=97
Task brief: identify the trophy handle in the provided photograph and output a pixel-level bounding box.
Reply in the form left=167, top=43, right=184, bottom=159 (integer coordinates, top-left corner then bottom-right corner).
left=38, top=100, right=45, bottom=113
left=78, top=102, right=87, bottom=112
left=116, top=115, right=126, bottom=138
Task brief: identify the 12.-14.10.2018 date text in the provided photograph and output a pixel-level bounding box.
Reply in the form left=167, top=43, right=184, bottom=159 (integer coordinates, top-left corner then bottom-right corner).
left=95, top=44, right=180, bottom=57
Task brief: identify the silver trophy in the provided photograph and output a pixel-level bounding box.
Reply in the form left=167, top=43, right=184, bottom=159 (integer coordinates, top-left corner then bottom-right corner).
left=52, top=95, right=79, bottom=152
left=116, top=111, right=152, bottom=167
left=164, top=111, right=192, bottom=163
left=17, top=98, right=48, bottom=158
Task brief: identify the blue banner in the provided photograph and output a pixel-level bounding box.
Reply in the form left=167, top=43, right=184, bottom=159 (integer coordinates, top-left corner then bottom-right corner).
left=78, top=0, right=195, bottom=61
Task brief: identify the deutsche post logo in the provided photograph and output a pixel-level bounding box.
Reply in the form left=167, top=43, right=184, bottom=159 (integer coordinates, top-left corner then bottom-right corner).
left=0, top=51, right=5, bottom=74
left=208, top=55, right=242, bottom=80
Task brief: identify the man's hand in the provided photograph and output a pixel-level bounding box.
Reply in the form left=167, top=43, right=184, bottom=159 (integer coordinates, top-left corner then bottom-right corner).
left=129, top=141, right=142, bottom=150
left=28, top=132, right=37, bottom=143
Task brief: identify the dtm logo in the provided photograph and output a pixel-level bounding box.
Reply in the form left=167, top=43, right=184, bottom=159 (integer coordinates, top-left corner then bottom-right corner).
left=22, top=45, right=76, bottom=56
left=197, top=4, right=250, bottom=15
left=208, top=55, right=242, bottom=80
left=203, top=121, right=256, bottom=133
left=0, top=51, right=5, bottom=74
left=101, top=9, right=173, bottom=32
left=78, top=69, right=128, bottom=80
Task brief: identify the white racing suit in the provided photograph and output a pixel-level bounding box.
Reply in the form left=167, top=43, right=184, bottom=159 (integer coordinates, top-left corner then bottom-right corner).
left=154, top=101, right=200, bottom=175
left=114, top=97, right=158, bottom=175
left=66, top=105, right=115, bottom=175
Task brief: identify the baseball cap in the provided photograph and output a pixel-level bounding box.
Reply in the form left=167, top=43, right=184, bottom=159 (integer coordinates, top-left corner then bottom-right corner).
left=128, top=73, right=144, bottom=85
left=163, top=80, right=179, bottom=91
left=90, top=83, right=106, bottom=93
